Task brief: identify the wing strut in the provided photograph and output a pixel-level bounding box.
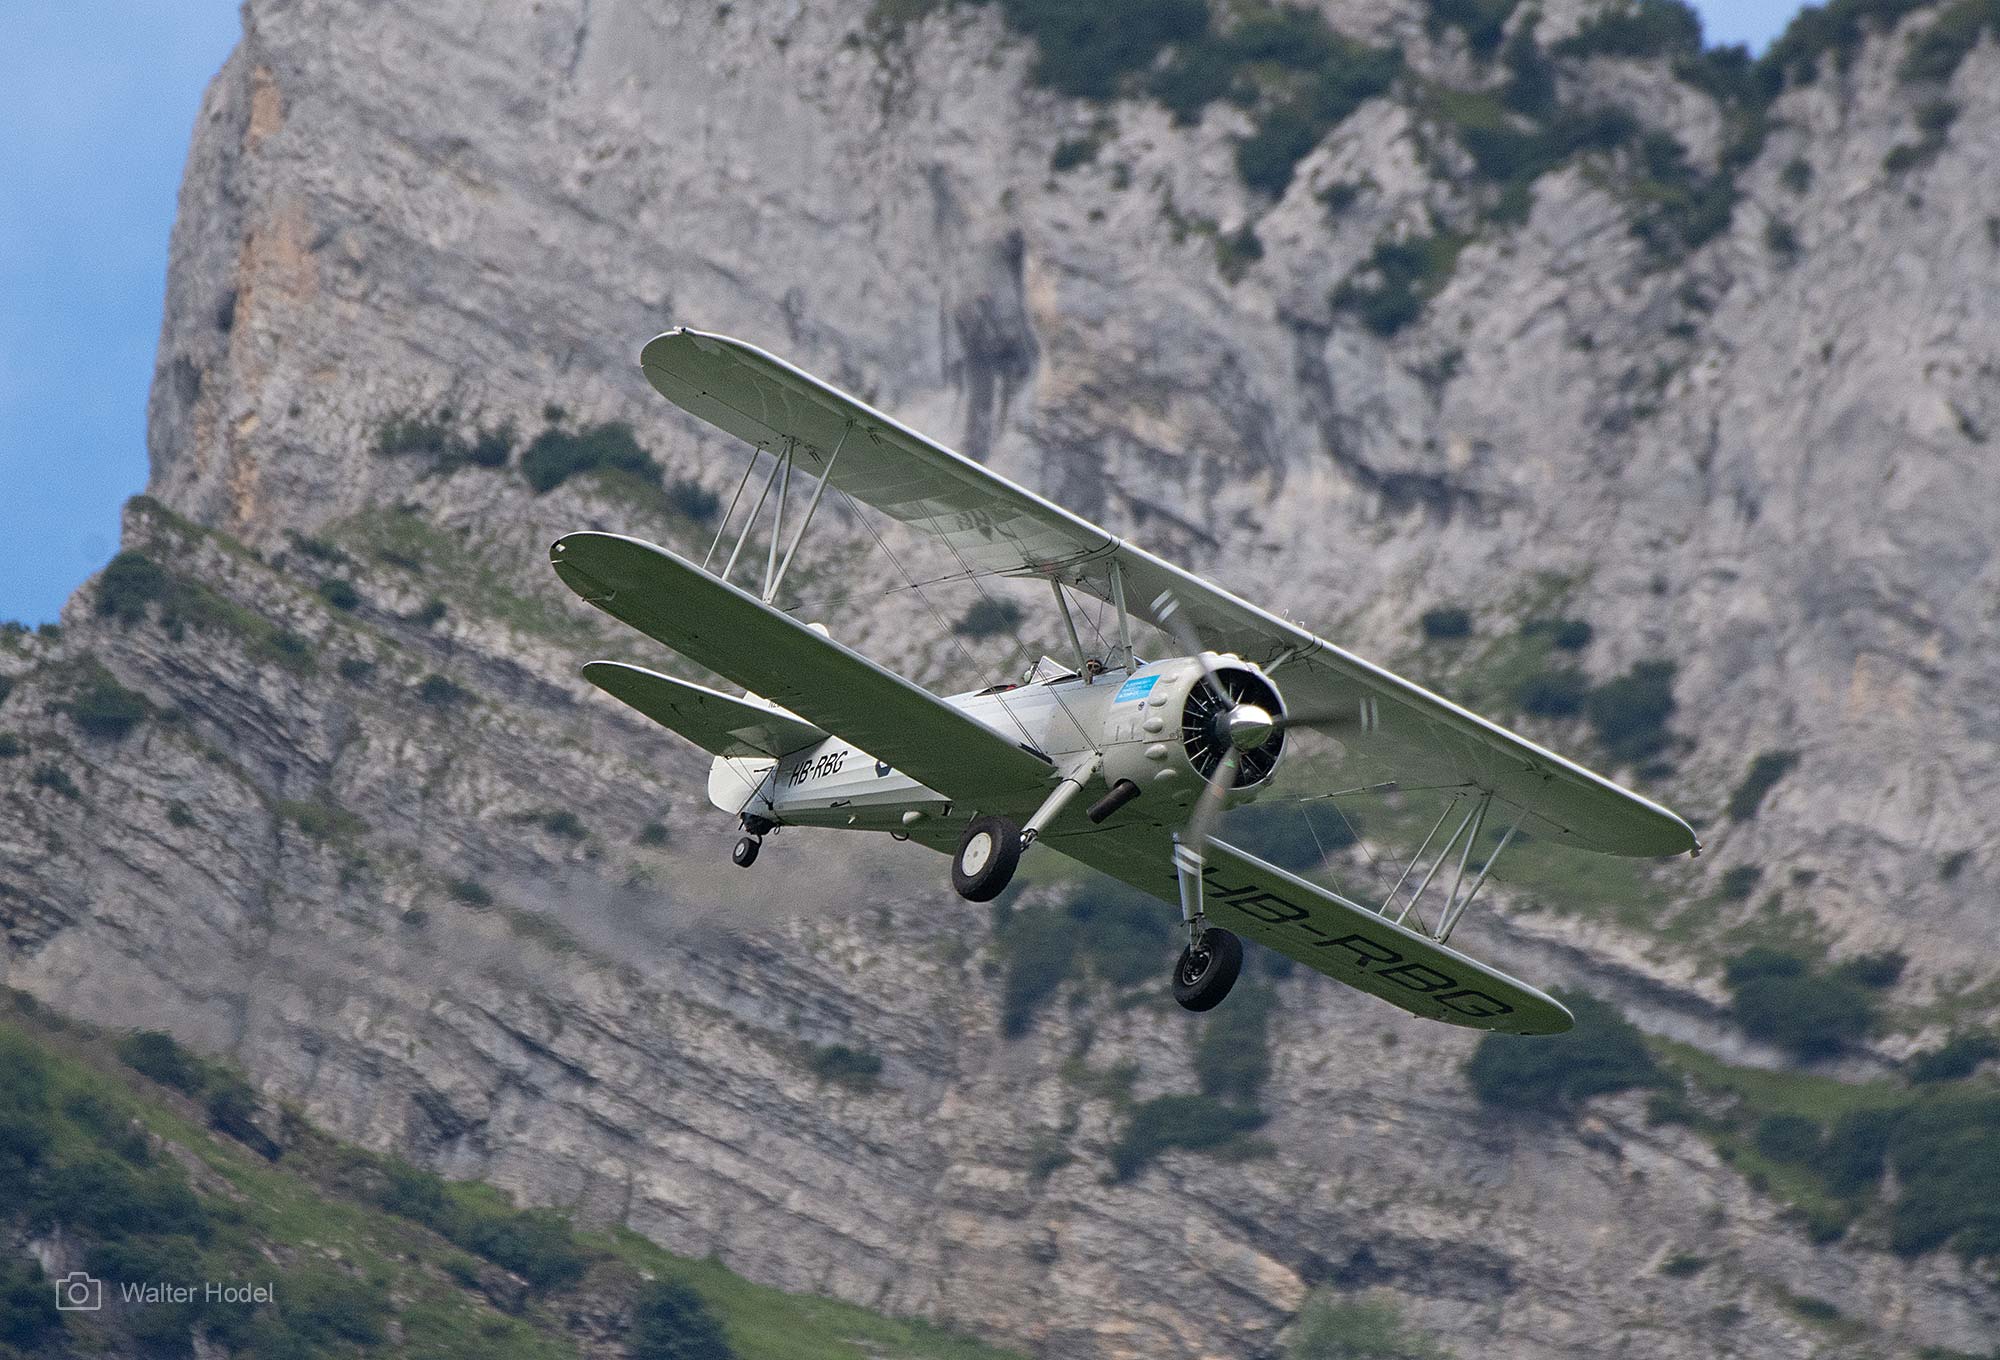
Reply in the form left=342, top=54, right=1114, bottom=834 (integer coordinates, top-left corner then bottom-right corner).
left=1375, top=792, right=1525, bottom=944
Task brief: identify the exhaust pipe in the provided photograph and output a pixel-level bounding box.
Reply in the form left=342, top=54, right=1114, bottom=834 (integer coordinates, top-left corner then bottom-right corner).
left=1086, top=779, right=1142, bottom=824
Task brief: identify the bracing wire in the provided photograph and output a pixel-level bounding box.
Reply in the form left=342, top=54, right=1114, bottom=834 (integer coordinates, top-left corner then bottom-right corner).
left=827, top=485, right=1046, bottom=753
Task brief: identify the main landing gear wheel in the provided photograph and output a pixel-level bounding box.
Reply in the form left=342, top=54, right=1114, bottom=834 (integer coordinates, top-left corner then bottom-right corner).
left=1172, top=927, right=1243, bottom=1012
left=732, top=835, right=761, bottom=868
left=951, top=815, right=1022, bottom=902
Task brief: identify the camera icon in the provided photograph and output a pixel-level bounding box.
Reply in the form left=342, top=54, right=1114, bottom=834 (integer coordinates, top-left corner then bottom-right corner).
left=55, top=1272, right=102, bottom=1311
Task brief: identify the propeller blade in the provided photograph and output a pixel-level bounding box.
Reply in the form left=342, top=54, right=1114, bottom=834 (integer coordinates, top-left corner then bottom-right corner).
left=1153, top=591, right=1231, bottom=709
left=1184, top=747, right=1240, bottom=850
left=1266, top=707, right=1364, bottom=734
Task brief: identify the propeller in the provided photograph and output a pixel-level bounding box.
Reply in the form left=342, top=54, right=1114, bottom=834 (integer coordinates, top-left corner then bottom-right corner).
left=1152, top=589, right=1366, bottom=943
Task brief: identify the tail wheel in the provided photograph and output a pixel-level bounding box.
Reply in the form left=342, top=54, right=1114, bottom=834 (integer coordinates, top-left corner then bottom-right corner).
left=1172, top=928, right=1243, bottom=1011
left=951, top=815, right=1022, bottom=901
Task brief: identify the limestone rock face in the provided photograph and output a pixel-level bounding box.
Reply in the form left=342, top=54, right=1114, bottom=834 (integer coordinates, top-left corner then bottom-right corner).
left=4, top=1, right=1998, bottom=1356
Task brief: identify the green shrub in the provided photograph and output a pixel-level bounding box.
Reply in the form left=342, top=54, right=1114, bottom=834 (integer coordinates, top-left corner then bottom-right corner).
left=372, top=1159, right=591, bottom=1291
left=1067, top=886, right=1168, bottom=987
left=377, top=410, right=460, bottom=459
left=280, top=1266, right=392, bottom=1346
left=1286, top=1289, right=1451, bottom=1359
left=30, top=762, right=81, bottom=800
left=954, top=597, right=1023, bottom=638
left=1193, top=984, right=1275, bottom=1104
left=1727, top=750, right=1799, bottom=820
left=1555, top=0, right=1702, bottom=58
left=1419, top=606, right=1471, bottom=640
left=994, top=903, right=1075, bottom=1037
left=1108, top=1093, right=1266, bottom=1180
left=1909, top=1032, right=1998, bottom=1083
left=62, top=670, right=151, bottom=739
left=1426, top=0, right=1518, bottom=56
left=804, top=1042, right=884, bottom=1090
left=1332, top=232, right=1466, bottom=336
left=1723, top=945, right=1805, bottom=987
left=541, top=809, right=586, bottom=840
left=993, top=0, right=1207, bottom=100
left=1215, top=224, right=1264, bottom=280
left=337, top=656, right=375, bottom=682
left=290, top=533, right=345, bottom=563
left=1885, top=1093, right=2000, bottom=1258
left=1464, top=991, right=1663, bottom=1114
left=1234, top=46, right=1401, bottom=195
left=1584, top=659, right=1675, bottom=764
left=1537, top=617, right=1593, bottom=650
left=255, top=627, right=316, bottom=671
left=97, top=550, right=170, bottom=623
left=418, top=673, right=470, bottom=706
left=1659, top=1250, right=1707, bottom=1278
left=118, top=1031, right=206, bottom=1095
left=1754, top=1112, right=1822, bottom=1162
left=1728, top=964, right=1875, bottom=1059
left=1515, top=667, right=1588, bottom=717
left=1051, top=136, right=1100, bottom=171
left=1779, top=156, right=1813, bottom=192
left=630, top=1278, right=737, bottom=1360
left=465, top=422, right=516, bottom=468
left=1761, top=0, right=1927, bottom=84
left=278, top=798, right=367, bottom=843
left=1824, top=1106, right=1896, bottom=1195
left=317, top=577, right=361, bottom=611
left=33, top=1148, right=211, bottom=1241
left=1899, top=0, right=2000, bottom=82
left=1717, top=864, right=1761, bottom=901
left=1764, top=219, right=1799, bottom=262
left=0, top=1257, right=63, bottom=1351
left=638, top=820, right=671, bottom=846
left=1500, top=16, right=1557, bottom=116
left=521, top=420, right=658, bottom=493
left=0, top=732, right=23, bottom=758
left=412, top=597, right=448, bottom=626
left=447, top=878, right=494, bottom=908
left=1833, top=949, right=1905, bottom=989
left=666, top=477, right=723, bottom=524
left=1149, top=42, right=1239, bottom=121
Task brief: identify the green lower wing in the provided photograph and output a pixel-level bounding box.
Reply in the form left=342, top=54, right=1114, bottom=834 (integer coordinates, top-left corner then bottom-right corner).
left=1046, top=825, right=1573, bottom=1035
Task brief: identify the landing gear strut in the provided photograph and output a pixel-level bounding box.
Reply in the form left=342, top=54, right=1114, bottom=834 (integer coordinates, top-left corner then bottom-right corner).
left=1172, top=927, right=1242, bottom=1012
left=733, top=815, right=775, bottom=869
left=951, top=815, right=1022, bottom=901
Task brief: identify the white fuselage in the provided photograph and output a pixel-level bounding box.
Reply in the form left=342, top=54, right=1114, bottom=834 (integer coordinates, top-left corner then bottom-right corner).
left=706, top=661, right=1213, bottom=835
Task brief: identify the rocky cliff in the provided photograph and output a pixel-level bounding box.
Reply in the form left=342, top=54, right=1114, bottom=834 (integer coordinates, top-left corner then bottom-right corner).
left=4, top=0, right=1999, bottom=1355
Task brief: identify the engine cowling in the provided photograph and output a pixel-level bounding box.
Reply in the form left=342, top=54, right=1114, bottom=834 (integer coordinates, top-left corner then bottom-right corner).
left=1099, top=656, right=1287, bottom=806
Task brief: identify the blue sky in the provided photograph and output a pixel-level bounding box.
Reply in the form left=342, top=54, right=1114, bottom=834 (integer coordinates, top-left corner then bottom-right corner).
left=0, top=1, right=1808, bottom=625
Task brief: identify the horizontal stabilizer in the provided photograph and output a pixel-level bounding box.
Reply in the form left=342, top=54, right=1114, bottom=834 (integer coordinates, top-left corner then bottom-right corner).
left=582, top=662, right=825, bottom=759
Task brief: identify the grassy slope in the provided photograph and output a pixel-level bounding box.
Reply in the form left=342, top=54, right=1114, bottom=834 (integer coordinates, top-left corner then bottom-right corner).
left=0, top=995, right=1023, bottom=1360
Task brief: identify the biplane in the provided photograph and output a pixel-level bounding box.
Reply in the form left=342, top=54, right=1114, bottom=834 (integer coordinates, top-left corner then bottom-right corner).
left=549, top=329, right=1699, bottom=1036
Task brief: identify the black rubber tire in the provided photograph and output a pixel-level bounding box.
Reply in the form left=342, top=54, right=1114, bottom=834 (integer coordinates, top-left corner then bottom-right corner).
left=950, top=815, right=1022, bottom=902
left=732, top=835, right=761, bottom=869
left=1172, top=928, right=1243, bottom=1012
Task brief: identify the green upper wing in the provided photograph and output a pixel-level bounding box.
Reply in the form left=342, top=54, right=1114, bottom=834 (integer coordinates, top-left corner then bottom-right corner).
left=550, top=532, right=1055, bottom=808
left=639, top=328, right=1696, bottom=858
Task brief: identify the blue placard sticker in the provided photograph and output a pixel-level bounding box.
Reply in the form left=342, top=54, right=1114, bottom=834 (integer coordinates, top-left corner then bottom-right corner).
left=1114, top=674, right=1158, bottom=704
